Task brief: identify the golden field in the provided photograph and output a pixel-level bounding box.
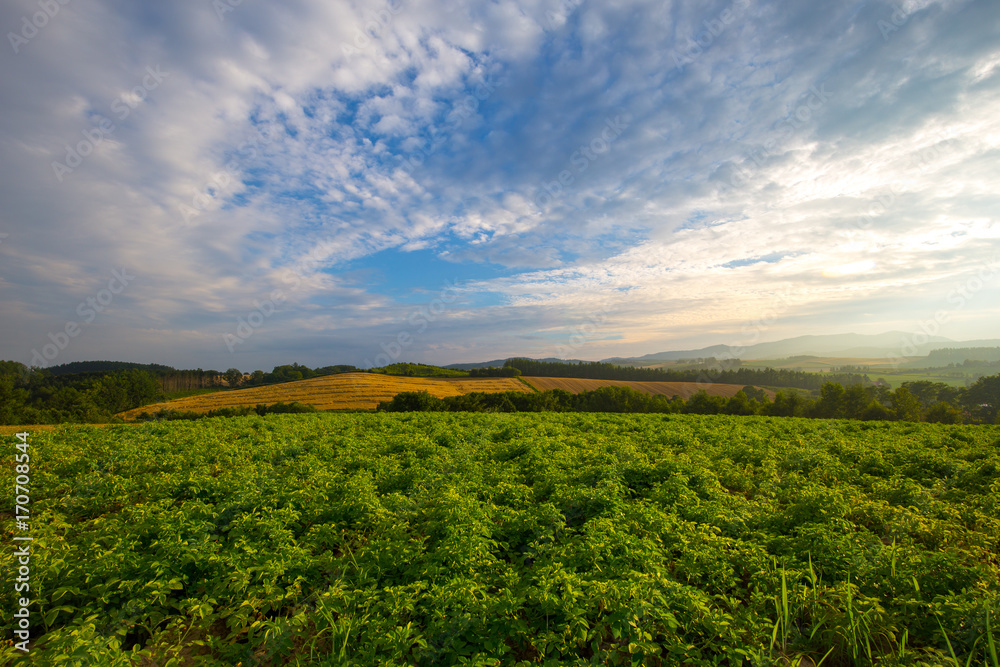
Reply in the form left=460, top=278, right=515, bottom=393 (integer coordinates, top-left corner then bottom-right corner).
left=520, top=377, right=776, bottom=400
left=118, top=372, right=531, bottom=419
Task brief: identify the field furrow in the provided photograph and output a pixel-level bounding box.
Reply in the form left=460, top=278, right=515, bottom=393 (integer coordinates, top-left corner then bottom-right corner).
left=118, top=372, right=529, bottom=418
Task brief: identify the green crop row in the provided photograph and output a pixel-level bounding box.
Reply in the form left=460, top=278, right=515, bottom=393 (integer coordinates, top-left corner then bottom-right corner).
left=2, top=413, right=998, bottom=665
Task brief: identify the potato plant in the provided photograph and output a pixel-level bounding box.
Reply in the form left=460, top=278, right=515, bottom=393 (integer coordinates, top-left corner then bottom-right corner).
left=2, top=413, right=998, bottom=665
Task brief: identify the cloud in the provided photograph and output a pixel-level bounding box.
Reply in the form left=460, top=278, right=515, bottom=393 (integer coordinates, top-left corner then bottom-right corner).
left=1, top=0, right=998, bottom=370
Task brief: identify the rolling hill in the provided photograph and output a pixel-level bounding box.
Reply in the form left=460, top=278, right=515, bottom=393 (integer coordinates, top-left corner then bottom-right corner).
left=118, top=372, right=530, bottom=419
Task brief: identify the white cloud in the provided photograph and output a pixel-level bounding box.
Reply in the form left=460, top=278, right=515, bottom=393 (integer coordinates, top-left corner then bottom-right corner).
left=1, top=0, right=997, bottom=370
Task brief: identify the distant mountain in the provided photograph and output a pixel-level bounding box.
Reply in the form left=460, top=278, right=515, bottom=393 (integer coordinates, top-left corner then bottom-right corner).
left=449, top=333, right=1000, bottom=370
left=606, top=332, right=963, bottom=364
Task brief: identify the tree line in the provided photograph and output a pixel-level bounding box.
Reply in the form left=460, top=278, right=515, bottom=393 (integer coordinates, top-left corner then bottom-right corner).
left=0, top=363, right=164, bottom=424
left=503, top=358, right=874, bottom=391
left=378, top=375, right=1000, bottom=424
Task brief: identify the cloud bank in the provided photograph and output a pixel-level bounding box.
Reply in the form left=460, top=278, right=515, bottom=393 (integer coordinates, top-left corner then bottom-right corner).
left=1, top=0, right=998, bottom=369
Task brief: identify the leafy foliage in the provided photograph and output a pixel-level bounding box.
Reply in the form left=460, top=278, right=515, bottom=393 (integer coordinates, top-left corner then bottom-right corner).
left=378, top=376, right=1000, bottom=424
left=2, top=413, right=998, bottom=665
left=0, top=368, right=164, bottom=425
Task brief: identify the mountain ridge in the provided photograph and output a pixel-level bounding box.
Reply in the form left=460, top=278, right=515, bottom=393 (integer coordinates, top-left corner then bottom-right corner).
left=449, top=333, right=1000, bottom=369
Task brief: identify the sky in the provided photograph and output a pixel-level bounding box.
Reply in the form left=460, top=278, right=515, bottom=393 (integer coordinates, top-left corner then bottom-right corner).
left=1, top=0, right=998, bottom=372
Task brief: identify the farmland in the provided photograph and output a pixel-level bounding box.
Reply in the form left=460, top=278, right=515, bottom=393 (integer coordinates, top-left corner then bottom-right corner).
left=117, top=373, right=529, bottom=419
left=733, top=358, right=998, bottom=388
left=2, top=413, right=998, bottom=665
left=739, top=358, right=905, bottom=372
left=521, top=377, right=775, bottom=400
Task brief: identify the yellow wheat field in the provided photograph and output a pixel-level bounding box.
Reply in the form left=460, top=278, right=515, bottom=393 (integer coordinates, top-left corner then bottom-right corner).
left=118, top=373, right=531, bottom=419
left=521, top=377, right=776, bottom=400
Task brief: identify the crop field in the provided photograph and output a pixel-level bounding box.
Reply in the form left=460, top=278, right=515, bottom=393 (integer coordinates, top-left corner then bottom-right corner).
left=2, top=413, right=998, bottom=665
left=734, top=360, right=987, bottom=388
left=522, top=377, right=776, bottom=400
left=117, top=373, right=530, bottom=419
left=740, top=358, right=907, bottom=372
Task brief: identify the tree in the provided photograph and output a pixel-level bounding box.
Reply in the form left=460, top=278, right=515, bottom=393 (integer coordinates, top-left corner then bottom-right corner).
left=92, top=374, right=129, bottom=414
left=901, top=381, right=956, bottom=409
left=725, top=391, right=757, bottom=415
left=890, top=387, right=921, bottom=422
left=123, top=369, right=163, bottom=406
left=90, top=369, right=163, bottom=415
left=843, top=385, right=869, bottom=419
left=963, top=373, right=1000, bottom=423
left=768, top=391, right=810, bottom=418
left=924, top=402, right=962, bottom=424
left=741, top=386, right=769, bottom=402
left=0, top=374, right=28, bottom=425
left=224, top=368, right=243, bottom=387
left=815, top=382, right=846, bottom=419
left=377, top=390, right=444, bottom=411
left=862, top=401, right=893, bottom=421
left=684, top=390, right=725, bottom=415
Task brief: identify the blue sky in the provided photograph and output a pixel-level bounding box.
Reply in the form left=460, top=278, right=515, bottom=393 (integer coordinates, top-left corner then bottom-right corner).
left=1, top=0, right=998, bottom=371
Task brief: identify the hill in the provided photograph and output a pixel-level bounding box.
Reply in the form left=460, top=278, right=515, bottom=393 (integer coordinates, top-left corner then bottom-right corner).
left=604, top=332, right=960, bottom=364
left=118, top=372, right=529, bottom=419
left=44, top=360, right=177, bottom=375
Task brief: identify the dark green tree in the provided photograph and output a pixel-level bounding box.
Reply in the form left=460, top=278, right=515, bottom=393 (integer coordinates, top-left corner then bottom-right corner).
left=815, top=382, right=846, bottom=418
left=890, top=387, right=922, bottom=422
left=963, top=374, right=1000, bottom=423
left=843, top=385, right=869, bottom=419
left=224, top=368, right=243, bottom=387
left=924, top=402, right=962, bottom=424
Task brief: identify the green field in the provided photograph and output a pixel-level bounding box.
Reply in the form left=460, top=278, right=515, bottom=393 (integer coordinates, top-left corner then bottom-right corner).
left=738, top=357, right=997, bottom=389
left=3, top=414, right=999, bottom=665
